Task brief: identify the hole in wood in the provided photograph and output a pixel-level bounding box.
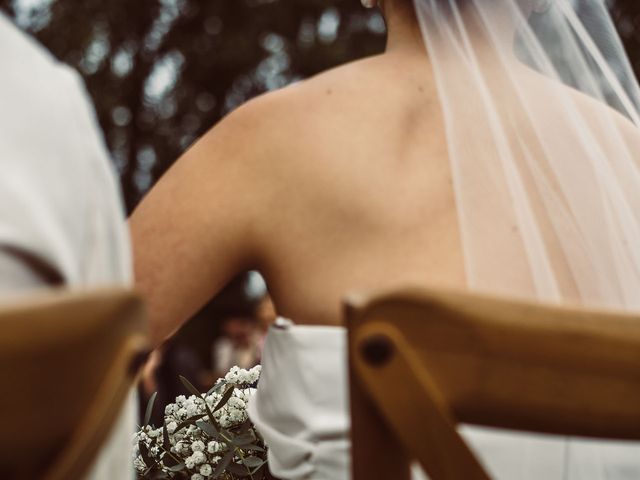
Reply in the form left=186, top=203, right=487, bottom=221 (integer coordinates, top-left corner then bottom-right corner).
left=360, top=334, right=394, bottom=367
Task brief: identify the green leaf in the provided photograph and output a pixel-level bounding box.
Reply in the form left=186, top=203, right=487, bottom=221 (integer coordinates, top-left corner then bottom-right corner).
left=233, top=433, right=256, bottom=446
left=179, top=375, right=223, bottom=430
left=235, top=418, right=253, bottom=434
left=138, top=440, right=154, bottom=468
left=251, top=462, right=268, bottom=477
left=168, top=462, right=186, bottom=472
left=195, top=419, right=219, bottom=438
left=174, top=413, right=206, bottom=433
left=242, top=456, right=264, bottom=468
left=161, top=450, right=181, bottom=468
left=213, top=385, right=235, bottom=413
left=144, top=392, right=158, bottom=428
left=212, top=449, right=234, bottom=478
left=227, top=462, right=252, bottom=476
left=207, top=380, right=227, bottom=395
left=218, top=427, right=235, bottom=445
left=162, top=423, right=171, bottom=451
left=143, top=469, right=170, bottom=480
left=242, top=444, right=266, bottom=453
left=179, top=375, right=203, bottom=399
left=253, top=464, right=266, bottom=480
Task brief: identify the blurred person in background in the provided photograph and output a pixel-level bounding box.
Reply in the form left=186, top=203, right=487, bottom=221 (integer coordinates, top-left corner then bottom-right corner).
left=0, top=11, right=135, bottom=480
left=139, top=340, right=206, bottom=427
left=139, top=273, right=267, bottom=421
left=211, top=293, right=276, bottom=379
left=256, top=293, right=277, bottom=345
left=212, top=314, right=261, bottom=377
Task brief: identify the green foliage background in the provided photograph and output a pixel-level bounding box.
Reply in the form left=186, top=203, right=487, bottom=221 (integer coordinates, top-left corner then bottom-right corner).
left=0, top=0, right=386, bottom=211
left=1, top=0, right=639, bottom=212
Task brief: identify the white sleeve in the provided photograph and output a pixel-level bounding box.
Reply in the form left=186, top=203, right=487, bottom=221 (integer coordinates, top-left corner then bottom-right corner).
left=0, top=50, right=131, bottom=288
left=58, top=67, right=133, bottom=286
left=0, top=251, right=48, bottom=297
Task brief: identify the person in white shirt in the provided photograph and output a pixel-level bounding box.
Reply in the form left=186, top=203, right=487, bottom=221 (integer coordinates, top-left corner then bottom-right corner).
left=0, top=12, right=135, bottom=479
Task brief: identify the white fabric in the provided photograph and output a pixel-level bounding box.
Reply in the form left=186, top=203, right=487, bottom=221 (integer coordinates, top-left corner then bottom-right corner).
left=248, top=319, right=350, bottom=480
left=249, top=321, right=640, bottom=480
left=0, top=13, right=134, bottom=479
left=0, top=253, right=50, bottom=291
left=413, top=0, right=640, bottom=307
left=0, top=14, right=130, bottom=286
left=408, top=2, right=640, bottom=477
left=414, top=0, right=640, bottom=309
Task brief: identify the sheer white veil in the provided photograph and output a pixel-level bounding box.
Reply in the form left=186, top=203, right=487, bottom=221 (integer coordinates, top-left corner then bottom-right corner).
left=411, top=1, right=640, bottom=477
left=413, top=0, right=640, bottom=310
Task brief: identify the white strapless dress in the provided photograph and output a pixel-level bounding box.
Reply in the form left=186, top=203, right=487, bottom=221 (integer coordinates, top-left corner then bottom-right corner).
left=248, top=319, right=640, bottom=480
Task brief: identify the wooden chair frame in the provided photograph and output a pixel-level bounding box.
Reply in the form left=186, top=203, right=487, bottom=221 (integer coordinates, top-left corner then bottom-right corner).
left=347, top=288, right=640, bottom=480
left=0, top=288, right=148, bottom=480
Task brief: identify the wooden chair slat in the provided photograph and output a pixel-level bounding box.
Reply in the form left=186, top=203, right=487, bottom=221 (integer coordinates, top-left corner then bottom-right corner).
left=0, top=289, right=148, bottom=480
left=347, top=288, right=640, bottom=480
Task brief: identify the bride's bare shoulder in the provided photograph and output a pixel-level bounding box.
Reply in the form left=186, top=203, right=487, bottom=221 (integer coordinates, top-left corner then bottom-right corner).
left=521, top=68, right=640, bottom=149
left=565, top=83, right=640, bottom=152
left=221, top=54, right=406, bottom=127
left=192, top=54, right=397, bottom=179
left=205, top=53, right=428, bottom=163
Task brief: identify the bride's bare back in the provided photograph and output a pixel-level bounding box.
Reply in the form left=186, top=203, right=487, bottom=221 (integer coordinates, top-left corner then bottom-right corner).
left=250, top=53, right=466, bottom=325
left=131, top=4, right=640, bottom=345
left=131, top=50, right=466, bottom=344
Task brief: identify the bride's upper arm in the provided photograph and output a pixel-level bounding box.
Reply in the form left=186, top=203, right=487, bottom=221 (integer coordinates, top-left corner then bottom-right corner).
left=130, top=95, right=280, bottom=346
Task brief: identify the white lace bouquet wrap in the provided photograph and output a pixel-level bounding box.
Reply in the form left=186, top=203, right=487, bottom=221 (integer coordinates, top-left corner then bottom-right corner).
left=133, top=365, right=267, bottom=480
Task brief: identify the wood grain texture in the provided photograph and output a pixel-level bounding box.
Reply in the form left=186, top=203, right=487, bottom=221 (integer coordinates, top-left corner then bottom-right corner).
left=346, top=287, right=640, bottom=480
left=0, top=288, right=148, bottom=480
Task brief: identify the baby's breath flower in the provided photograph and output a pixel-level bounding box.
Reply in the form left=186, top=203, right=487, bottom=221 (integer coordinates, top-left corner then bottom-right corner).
left=207, top=441, right=223, bottom=454
left=227, top=397, right=245, bottom=409
left=191, top=440, right=205, bottom=452
left=133, top=365, right=264, bottom=478
left=167, top=421, right=178, bottom=434
left=186, top=404, right=199, bottom=417
left=192, top=451, right=206, bottom=465
left=133, top=457, right=146, bottom=472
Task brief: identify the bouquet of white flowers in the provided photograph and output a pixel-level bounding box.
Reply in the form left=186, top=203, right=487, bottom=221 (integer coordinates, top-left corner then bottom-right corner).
left=133, top=365, right=268, bottom=480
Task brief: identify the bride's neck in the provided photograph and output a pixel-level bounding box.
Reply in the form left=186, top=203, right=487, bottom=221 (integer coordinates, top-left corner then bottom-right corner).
left=383, top=2, right=522, bottom=58
left=383, top=2, right=428, bottom=57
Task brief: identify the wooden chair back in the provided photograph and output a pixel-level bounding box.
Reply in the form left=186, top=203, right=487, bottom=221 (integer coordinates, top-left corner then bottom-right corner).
left=346, top=288, right=640, bottom=480
left=0, top=288, right=148, bottom=480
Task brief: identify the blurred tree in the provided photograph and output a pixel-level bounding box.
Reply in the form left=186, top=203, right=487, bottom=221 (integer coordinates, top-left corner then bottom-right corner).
left=0, top=0, right=386, bottom=211
left=2, top=0, right=640, bottom=210
left=612, top=0, right=640, bottom=61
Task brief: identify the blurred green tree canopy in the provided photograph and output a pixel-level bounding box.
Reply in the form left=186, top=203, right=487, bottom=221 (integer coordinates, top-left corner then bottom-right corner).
left=2, top=0, right=640, bottom=213
left=1, top=0, right=386, bottom=211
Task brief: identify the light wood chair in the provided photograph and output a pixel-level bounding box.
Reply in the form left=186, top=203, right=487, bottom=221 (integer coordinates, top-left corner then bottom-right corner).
left=0, top=288, right=149, bottom=480
left=346, top=288, right=640, bottom=480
